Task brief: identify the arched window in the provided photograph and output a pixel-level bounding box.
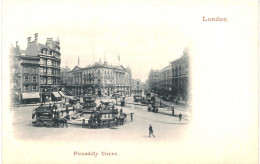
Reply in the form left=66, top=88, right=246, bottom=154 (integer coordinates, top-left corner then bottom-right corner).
left=47, top=68, right=51, bottom=75
left=48, top=77, right=52, bottom=84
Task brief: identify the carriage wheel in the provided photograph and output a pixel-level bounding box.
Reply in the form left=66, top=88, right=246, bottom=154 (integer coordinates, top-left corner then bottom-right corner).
left=109, top=122, right=113, bottom=128
left=36, top=122, right=40, bottom=127
left=39, top=122, right=43, bottom=127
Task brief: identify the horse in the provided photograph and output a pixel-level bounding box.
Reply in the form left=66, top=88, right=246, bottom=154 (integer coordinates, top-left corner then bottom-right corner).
left=58, top=118, right=68, bottom=128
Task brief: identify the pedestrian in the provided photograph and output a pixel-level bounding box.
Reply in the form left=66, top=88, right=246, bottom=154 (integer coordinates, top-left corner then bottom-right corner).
left=130, top=113, right=133, bottom=122
left=53, top=103, right=57, bottom=115
left=90, top=114, right=93, bottom=123
left=149, top=125, right=155, bottom=137
left=66, top=105, right=69, bottom=115
left=56, top=109, right=60, bottom=118
left=82, top=119, right=86, bottom=128
left=179, top=113, right=182, bottom=121
left=171, top=104, right=175, bottom=116
left=53, top=103, right=57, bottom=109
left=63, top=101, right=65, bottom=108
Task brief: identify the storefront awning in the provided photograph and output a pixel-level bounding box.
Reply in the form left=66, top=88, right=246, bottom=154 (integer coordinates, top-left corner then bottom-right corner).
left=52, top=92, right=61, bottom=98
left=22, top=92, right=40, bottom=99
left=58, top=91, right=65, bottom=97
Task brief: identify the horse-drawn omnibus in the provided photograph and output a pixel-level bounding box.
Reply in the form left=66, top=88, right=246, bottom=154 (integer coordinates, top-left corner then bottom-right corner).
left=133, top=89, right=142, bottom=102
left=32, top=105, right=67, bottom=127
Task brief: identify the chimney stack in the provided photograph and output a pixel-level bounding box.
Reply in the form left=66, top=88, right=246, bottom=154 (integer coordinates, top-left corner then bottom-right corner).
left=27, top=37, right=31, bottom=45
left=34, top=33, right=38, bottom=44
left=47, top=38, right=53, bottom=42
left=16, top=41, right=18, bottom=47
left=46, top=38, right=53, bottom=48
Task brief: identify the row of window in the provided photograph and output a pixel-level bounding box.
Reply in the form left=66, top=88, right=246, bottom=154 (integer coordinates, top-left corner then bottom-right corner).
left=23, top=67, right=38, bottom=74
left=173, top=78, right=188, bottom=85
left=172, top=66, right=189, bottom=76
left=40, top=77, right=60, bottom=84
left=75, top=70, right=128, bottom=77
left=24, top=85, right=38, bottom=92
left=24, top=75, right=38, bottom=82
left=21, top=60, right=39, bottom=64
left=40, top=68, right=60, bottom=75
left=40, top=59, right=60, bottom=67
left=71, top=77, right=129, bottom=85
left=40, top=49, right=60, bottom=56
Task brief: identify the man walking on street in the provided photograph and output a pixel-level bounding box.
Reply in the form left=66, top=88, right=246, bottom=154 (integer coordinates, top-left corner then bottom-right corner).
left=149, top=125, right=155, bottom=137
left=171, top=104, right=175, bottom=116
left=179, top=113, right=182, bottom=121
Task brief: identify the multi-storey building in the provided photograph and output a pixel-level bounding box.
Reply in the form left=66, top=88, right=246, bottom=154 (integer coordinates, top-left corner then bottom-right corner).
left=171, top=48, right=190, bottom=102
left=131, top=79, right=141, bottom=91
left=158, top=65, right=172, bottom=96
left=10, top=41, right=40, bottom=104
left=60, top=66, right=71, bottom=87
left=10, top=33, right=62, bottom=103
left=148, top=69, right=160, bottom=92
left=65, top=61, right=131, bottom=97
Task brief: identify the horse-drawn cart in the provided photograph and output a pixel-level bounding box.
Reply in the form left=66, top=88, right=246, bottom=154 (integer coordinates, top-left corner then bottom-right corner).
left=32, top=105, right=68, bottom=128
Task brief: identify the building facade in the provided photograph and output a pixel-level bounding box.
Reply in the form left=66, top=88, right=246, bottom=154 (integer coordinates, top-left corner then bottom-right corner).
left=171, top=48, right=190, bottom=102
left=131, top=79, right=141, bottom=91
left=10, top=33, right=62, bottom=103
left=158, top=65, right=172, bottom=96
left=148, top=69, right=160, bottom=92
left=10, top=41, right=41, bottom=103
left=65, top=61, right=131, bottom=97
left=60, top=66, right=71, bottom=87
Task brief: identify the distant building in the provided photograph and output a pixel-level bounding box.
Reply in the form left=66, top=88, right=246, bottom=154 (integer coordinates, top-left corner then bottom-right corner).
left=60, top=66, right=71, bottom=87
left=144, top=79, right=149, bottom=91
left=65, top=61, right=131, bottom=97
left=132, top=79, right=141, bottom=91
left=148, top=69, right=160, bottom=92
left=10, top=33, right=62, bottom=104
left=158, top=65, right=172, bottom=96
left=171, top=48, right=190, bottom=102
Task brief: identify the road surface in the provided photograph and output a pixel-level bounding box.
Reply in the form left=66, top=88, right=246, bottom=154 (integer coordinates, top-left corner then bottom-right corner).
left=10, top=97, right=189, bottom=142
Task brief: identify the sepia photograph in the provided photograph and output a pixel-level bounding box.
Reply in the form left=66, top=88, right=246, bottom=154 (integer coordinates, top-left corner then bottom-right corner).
left=2, top=0, right=258, bottom=163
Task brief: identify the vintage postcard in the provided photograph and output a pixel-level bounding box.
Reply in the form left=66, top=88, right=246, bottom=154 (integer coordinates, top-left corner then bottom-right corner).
left=2, top=0, right=258, bottom=163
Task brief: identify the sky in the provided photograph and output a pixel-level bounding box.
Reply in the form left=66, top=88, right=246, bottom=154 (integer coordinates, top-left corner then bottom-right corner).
left=3, top=0, right=197, bottom=82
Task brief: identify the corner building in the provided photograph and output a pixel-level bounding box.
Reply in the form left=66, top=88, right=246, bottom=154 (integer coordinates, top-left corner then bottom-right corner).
left=13, top=33, right=62, bottom=103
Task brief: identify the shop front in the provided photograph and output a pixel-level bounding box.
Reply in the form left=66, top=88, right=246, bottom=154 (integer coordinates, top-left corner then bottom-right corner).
left=21, top=92, right=40, bottom=104
left=52, top=92, right=62, bottom=101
